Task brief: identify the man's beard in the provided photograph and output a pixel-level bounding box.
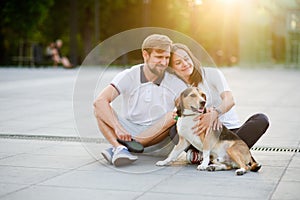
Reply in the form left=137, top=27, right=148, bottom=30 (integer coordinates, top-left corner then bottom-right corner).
left=148, top=64, right=166, bottom=78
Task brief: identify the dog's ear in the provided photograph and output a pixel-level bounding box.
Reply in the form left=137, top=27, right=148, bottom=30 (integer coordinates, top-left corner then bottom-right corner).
left=197, top=88, right=207, bottom=101
left=201, top=93, right=206, bottom=101
left=175, top=95, right=183, bottom=117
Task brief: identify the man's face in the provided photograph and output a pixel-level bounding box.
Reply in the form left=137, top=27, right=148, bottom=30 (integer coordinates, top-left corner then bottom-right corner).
left=143, top=48, right=171, bottom=77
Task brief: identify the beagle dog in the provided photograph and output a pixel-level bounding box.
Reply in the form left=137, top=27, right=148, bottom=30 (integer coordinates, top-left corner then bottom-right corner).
left=156, top=87, right=261, bottom=175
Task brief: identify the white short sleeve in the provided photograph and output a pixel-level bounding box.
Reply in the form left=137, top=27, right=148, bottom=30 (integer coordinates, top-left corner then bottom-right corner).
left=204, top=67, right=231, bottom=94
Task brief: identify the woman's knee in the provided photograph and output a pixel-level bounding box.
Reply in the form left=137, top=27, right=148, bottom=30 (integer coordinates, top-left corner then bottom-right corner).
left=252, top=113, right=270, bottom=133
left=256, top=113, right=269, bottom=127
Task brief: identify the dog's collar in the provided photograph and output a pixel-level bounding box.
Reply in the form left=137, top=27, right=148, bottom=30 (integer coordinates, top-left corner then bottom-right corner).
left=182, top=109, right=200, bottom=117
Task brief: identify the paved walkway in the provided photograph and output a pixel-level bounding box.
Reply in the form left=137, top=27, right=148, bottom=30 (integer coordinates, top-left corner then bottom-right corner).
left=0, top=66, right=299, bottom=200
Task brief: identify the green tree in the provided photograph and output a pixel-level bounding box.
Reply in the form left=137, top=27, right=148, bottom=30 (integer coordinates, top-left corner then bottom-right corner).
left=0, top=0, right=54, bottom=64
left=1, top=0, right=53, bottom=38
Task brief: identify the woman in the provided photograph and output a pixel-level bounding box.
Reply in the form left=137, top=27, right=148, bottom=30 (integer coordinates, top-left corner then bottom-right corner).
left=169, top=43, right=269, bottom=164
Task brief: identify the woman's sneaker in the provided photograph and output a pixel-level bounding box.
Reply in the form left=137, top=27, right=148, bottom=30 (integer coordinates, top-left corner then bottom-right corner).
left=186, top=149, right=203, bottom=164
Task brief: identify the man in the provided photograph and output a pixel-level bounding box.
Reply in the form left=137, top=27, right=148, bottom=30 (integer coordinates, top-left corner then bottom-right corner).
left=93, top=34, right=187, bottom=167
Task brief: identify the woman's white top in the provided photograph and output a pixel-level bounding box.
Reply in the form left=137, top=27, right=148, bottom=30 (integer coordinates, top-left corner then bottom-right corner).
left=198, top=67, right=241, bottom=129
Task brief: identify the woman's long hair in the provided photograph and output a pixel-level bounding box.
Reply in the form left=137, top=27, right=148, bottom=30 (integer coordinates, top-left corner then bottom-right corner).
left=169, top=43, right=203, bottom=86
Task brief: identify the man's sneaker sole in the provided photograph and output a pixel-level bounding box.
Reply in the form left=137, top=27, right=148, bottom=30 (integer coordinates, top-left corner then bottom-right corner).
left=112, top=147, right=138, bottom=167
left=113, top=156, right=138, bottom=167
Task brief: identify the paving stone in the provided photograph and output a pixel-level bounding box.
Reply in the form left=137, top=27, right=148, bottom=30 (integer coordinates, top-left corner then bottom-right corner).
left=0, top=67, right=299, bottom=200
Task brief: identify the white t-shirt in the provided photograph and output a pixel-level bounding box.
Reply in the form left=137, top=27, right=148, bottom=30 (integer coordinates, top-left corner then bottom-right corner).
left=111, top=64, right=187, bottom=126
left=198, top=67, right=241, bottom=129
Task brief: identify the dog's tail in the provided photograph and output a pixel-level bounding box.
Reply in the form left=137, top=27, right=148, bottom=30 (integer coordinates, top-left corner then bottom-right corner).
left=249, top=156, right=261, bottom=172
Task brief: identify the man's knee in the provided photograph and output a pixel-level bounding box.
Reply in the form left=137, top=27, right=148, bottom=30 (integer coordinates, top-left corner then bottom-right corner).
left=93, top=101, right=101, bottom=118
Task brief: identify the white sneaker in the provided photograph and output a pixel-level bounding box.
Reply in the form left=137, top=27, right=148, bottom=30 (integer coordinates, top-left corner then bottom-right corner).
left=186, top=149, right=203, bottom=164
left=101, top=147, right=114, bottom=165
left=112, top=147, right=138, bottom=167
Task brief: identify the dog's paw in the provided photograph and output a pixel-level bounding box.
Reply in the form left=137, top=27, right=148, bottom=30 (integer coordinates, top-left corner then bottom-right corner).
left=156, top=160, right=170, bottom=166
left=206, top=165, right=216, bottom=172
left=250, top=163, right=262, bottom=172
left=235, top=168, right=246, bottom=176
left=197, top=164, right=208, bottom=171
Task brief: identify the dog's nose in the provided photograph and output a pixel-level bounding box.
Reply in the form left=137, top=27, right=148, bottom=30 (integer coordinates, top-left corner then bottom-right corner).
left=200, top=101, right=206, bottom=107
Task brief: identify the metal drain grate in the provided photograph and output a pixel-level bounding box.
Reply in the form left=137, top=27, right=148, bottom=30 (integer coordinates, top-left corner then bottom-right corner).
left=251, top=146, right=300, bottom=153
left=0, top=134, right=108, bottom=144
left=0, top=134, right=299, bottom=153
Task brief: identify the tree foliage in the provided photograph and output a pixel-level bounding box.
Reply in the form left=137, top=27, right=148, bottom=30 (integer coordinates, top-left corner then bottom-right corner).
left=1, top=0, right=54, bottom=38
left=0, top=0, right=292, bottom=66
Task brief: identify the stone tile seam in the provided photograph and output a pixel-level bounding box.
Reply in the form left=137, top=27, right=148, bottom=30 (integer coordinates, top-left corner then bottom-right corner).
left=0, top=134, right=299, bottom=153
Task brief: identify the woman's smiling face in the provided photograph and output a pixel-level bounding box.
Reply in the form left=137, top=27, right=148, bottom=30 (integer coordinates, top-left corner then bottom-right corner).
left=170, top=48, right=194, bottom=82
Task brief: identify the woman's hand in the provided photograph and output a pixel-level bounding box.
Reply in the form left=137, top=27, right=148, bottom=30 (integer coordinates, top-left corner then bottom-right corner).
left=192, top=108, right=221, bottom=135
left=211, top=117, right=223, bottom=132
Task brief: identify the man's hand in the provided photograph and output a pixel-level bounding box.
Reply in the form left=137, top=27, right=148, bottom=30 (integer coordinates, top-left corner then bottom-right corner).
left=115, top=126, right=132, bottom=141
left=171, top=108, right=178, bottom=122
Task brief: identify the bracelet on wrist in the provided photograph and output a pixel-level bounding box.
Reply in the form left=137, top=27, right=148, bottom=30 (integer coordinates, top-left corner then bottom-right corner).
left=213, top=107, right=222, bottom=116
